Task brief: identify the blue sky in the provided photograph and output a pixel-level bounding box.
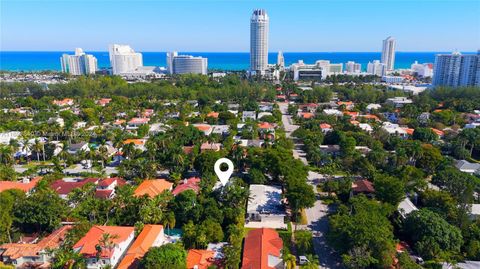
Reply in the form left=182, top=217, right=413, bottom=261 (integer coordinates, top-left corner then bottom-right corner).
left=1, top=0, right=479, bottom=52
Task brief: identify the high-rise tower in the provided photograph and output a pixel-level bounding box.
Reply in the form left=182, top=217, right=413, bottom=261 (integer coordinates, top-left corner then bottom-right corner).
left=381, top=36, right=396, bottom=71
left=250, top=9, right=269, bottom=75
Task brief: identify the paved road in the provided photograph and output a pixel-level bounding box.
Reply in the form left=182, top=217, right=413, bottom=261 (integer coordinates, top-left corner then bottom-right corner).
left=279, top=102, right=341, bottom=268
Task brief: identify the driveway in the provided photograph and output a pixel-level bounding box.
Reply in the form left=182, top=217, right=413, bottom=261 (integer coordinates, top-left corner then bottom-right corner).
left=279, top=102, right=342, bottom=268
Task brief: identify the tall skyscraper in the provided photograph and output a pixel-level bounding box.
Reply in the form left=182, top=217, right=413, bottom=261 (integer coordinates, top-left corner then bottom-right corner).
left=109, top=44, right=143, bottom=75
left=250, top=9, right=269, bottom=75
left=60, top=48, right=97, bottom=75
left=166, top=52, right=208, bottom=75
left=367, top=60, right=386, bottom=76
left=433, top=51, right=480, bottom=87
left=277, top=51, right=285, bottom=69
left=345, top=61, right=361, bottom=73
left=381, top=36, right=396, bottom=71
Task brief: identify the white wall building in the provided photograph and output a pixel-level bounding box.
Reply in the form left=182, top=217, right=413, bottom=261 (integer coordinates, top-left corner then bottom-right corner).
left=367, top=60, right=387, bottom=76
left=166, top=52, right=208, bottom=75
left=291, top=60, right=343, bottom=81
left=432, top=51, right=480, bottom=87
left=60, top=48, right=97, bottom=75
left=277, top=51, right=285, bottom=69
left=381, top=36, right=396, bottom=71
left=250, top=9, right=269, bottom=75
left=411, top=61, right=433, bottom=78
left=382, top=76, right=404, bottom=83
left=109, top=44, right=143, bottom=75
left=345, top=61, right=361, bottom=73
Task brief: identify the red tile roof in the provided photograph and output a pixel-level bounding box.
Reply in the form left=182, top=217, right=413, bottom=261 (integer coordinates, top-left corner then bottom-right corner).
left=320, top=123, right=332, bottom=129
left=98, top=177, right=126, bottom=188
left=50, top=178, right=98, bottom=195
left=242, top=228, right=283, bottom=269
left=300, top=112, right=314, bottom=119
left=0, top=225, right=72, bottom=260
left=73, top=226, right=134, bottom=259
left=431, top=128, right=445, bottom=137
left=117, top=225, right=164, bottom=269
left=352, top=180, right=375, bottom=194
left=134, top=179, right=173, bottom=198
left=186, top=249, right=216, bottom=269
left=172, top=177, right=201, bottom=196
left=128, top=118, right=150, bottom=125
left=0, top=177, right=41, bottom=193
left=207, top=112, right=219, bottom=118
left=95, top=189, right=114, bottom=199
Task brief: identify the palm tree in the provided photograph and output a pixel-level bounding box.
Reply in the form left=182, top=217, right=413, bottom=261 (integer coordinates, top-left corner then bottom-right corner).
left=161, top=211, right=176, bottom=235
left=32, top=139, right=43, bottom=162
left=301, top=254, right=319, bottom=269
left=0, top=145, right=14, bottom=165
left=96, top=233, right=119, bottom=260
left=58, top=145, right=70, bottom=168
left=282, top=252, right=296, bottom=269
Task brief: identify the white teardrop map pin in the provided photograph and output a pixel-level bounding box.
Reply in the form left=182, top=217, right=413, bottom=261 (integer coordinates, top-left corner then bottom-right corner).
left=214, top=158, right=234, bottom=186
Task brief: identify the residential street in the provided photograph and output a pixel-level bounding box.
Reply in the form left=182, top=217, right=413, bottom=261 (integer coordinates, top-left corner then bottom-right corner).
left=279, top=102, right=341, bottom=268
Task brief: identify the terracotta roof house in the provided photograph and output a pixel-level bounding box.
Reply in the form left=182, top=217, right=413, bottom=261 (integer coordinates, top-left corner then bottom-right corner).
left=299, top=112, right=314, bottom=119
left=50, top=178, right=99, bottom=199
left=134, top=179, right=173, bottom=198
left=351, top=180, right=375, bottom=196
left=241, top=228, right=284, bottom=269
left=172, top=177, right=201, bottom=196
left=73, top=226, right=135, bottom=269
left=117, top=225, right=165, bottom=269
left=200, top=142, right=222, bottom=152
left=52, top=98, right=74, bottom=107
left=127, top=118, right=150, bottom=130
left=97, top=98, right=112, bottom=106
left=193, top=124, right=213, bottom=136
left=95, top=177, right=127, bottom=199
left=207, top=112, right=219, bottom=118
left=186, top=249, right=217, bottom=269
left=123, top=139, right=146, bottom=151
left=299, top=103, right=319, bottom=113
left=431, top=128, right=445, bottom=138
left=0, top=177, right=41, bottom=194
left=320, top=123, right=332, bottom=133
left=337, top=101, right=354, bottom=110
left=0, top=225, right=72, bottom=268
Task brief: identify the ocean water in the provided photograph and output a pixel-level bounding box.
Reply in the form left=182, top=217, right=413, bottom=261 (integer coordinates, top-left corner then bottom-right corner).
left=0, top=51, right=472, bottom=72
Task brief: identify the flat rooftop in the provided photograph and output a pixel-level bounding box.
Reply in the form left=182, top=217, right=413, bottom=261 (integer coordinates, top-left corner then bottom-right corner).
left=247, top=184, right=285, bottom=215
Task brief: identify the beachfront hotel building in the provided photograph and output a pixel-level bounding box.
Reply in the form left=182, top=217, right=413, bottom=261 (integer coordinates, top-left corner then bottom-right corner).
left=108, top=44, right=143, bottom=75
left=346, top=61, right=362, bottom=73
left=60, top=48, right=97, bottom=75
left=433, top=51, right=480, bottom=87
left=381, top=36, right=396, bottom=71
left=250, top=9, right=269, bottom=75
left=166, top=52, right=208, bottom=75
left=367, top=60, right=387, bottom=76
left=291, top=60, right=343, bottom=81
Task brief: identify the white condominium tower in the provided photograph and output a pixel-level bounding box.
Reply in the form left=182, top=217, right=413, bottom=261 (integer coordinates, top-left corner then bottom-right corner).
left=277, top=51, right=285, bottom=69
left=367, top=60, right=386, bottom=76
left=433, top=51, right=480, bottom=87
left=250, top=9, right=269, bottom=75
left=381, top=36, right=396, bottom=71
left=60, top=48, right=97, bottom=75
left=166, top=51, right=208, bottom=75
left=109, top=44, right=143, bottom=75
left=346, top=61, right=361, bottom=73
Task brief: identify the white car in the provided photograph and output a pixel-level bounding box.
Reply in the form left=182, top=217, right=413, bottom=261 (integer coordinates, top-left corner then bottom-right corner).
left=299, top=256, right=309, bottom=265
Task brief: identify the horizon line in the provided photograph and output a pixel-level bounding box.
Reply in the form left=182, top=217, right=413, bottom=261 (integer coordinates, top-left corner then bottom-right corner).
left=1, top=50, right=476, bottom=53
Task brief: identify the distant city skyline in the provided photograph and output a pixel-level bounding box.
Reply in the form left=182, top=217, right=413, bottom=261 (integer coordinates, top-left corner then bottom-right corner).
left=1, top=0, right=479, bottom=52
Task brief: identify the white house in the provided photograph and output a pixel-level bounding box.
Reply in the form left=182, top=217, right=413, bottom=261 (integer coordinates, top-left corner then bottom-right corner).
left=73, top=226, right=135, bottom=269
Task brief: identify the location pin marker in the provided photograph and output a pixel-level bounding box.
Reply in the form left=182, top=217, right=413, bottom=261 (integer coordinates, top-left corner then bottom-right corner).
left=214, top=158, right=234, bottom=186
